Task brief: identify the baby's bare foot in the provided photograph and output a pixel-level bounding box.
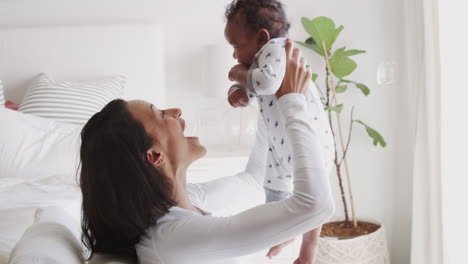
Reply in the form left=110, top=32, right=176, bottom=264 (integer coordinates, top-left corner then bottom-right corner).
left=266, top=238, right=295, bottom=259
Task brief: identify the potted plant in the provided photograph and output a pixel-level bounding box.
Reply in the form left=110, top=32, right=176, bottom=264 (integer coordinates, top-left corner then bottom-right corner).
left=297, top=16, right=390, bottom=264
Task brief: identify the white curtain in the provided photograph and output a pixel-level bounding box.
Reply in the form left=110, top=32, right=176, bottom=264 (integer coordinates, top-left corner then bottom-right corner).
left=410, top=0, right=444, bottom=263
left=411, top=0, right=468, bottom=263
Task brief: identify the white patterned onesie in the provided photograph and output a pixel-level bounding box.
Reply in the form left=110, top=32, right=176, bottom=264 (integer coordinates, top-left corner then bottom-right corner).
left=228, top=37, right=335, bottom=202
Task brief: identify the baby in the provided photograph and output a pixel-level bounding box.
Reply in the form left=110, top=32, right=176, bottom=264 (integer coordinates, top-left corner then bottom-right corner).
left=224, top=0, right=335, bottom=262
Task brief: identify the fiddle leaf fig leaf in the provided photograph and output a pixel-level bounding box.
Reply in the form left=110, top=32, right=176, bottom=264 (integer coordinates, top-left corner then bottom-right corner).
left=312, top=73, right=318, bottom=82
left=326, top=104, right=344, bottom=113
left=344, top=50, right=366, bottom=56
left=337, top=80, right=370, bottom=96
left=356, top=83, right=370, bottom=96
left=354, top=120, right=387, bottom=147
left=305, top=37, right=315, bottom=45
left=329, top=47, right=357, bottom=78
left=296, top=39, right=323, bottom=56
left=301, top=17, right=341, bottom=55
left=336, top=85, right=348, bottom=93
left=334, top=25, right=344, bottom=43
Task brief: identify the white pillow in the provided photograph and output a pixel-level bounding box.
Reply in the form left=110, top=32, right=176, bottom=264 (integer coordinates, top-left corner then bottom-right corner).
left=19, top=73, right=125, bottom=125
left=9, top=206, right=134, bottom=264
left=33, top=207, right=81, bottom=241
left=0, top=80, right=5, bottom=106
left=0, top=108, right=81, bottom=183
left=8, top=207, right=84, bottom=264
left=9, top=206, right=135, bottom=264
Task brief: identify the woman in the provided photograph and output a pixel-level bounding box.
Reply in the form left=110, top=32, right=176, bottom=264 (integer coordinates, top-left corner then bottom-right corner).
left=79, top=40, right=335, bottom=264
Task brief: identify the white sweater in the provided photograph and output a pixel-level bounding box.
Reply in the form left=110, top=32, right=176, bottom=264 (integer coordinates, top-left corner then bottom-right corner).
left=136, top=94, right=335, bottom=264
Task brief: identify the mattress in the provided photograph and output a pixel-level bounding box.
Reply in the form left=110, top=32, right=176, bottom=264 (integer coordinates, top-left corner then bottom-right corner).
left=0, top=157, right=301, bottom=264
left=0, top=177, right=82, bottom=264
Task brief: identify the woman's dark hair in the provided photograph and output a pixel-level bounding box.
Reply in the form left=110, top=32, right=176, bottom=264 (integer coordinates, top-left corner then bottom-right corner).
left=225, top=0, right=290, bottom=38
left=79, top=99, right=176, bottom=261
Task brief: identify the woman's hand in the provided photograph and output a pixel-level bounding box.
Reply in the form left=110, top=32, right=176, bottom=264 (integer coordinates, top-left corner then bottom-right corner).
left=276, top=40, right=311, bottom=99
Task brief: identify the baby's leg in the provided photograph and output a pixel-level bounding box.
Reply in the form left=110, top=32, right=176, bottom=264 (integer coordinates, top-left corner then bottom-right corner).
left=266, top=238, right=295, bottom=259
left=264, top=187, right=295, bottom=258
left=294, top=227, right=322, bottom=263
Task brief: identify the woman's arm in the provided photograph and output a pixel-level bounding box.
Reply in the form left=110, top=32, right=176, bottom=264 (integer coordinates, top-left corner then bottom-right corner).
left=159, top=93, right=334, bottom=262
left=158, top=41, right=335, bottom=261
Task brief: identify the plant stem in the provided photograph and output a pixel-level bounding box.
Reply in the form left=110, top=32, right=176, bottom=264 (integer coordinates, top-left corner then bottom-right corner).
left=335, top=80, right=342, bottom=96
left=328, top=109, right=349, bottom=223
left=322, top=41, right=357, bottom=227
left=325, top=70, right=331, bottom=106
left=314, top=82, right=327, bottom=105
left=340, top=107, right=355, bottom=167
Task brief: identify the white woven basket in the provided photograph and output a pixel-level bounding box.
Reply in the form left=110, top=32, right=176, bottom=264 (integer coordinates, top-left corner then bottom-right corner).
left=317, top=219, right=390, bottom=264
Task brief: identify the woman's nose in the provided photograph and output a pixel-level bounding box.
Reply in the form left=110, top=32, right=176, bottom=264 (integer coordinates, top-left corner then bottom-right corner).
left=169, top=108, right=182, bottom=119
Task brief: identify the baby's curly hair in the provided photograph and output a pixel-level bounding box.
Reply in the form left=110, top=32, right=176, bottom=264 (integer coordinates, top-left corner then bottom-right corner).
left=225, top=0, right=290, bottom=38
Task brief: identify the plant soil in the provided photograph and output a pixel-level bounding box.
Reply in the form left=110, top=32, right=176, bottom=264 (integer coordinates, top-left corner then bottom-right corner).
left=320, top=221, right=380, bottom=239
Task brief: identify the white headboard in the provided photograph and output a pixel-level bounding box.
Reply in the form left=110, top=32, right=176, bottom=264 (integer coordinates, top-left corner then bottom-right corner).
left=0, top=24, right=166, bottom=106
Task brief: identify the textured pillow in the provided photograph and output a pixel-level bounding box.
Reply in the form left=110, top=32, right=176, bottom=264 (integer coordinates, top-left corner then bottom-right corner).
left=0, top=80, right=5, bottom=106
left=19, top=74, right=125, bottom=125
left=0, top=107, right=81, bottom=183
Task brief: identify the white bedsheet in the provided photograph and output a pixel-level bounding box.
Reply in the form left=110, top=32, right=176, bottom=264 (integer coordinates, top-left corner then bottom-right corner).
left=0, top=177, right=82, bottom=264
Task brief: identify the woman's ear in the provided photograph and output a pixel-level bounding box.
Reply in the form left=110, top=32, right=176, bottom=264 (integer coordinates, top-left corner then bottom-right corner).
left=257, top=29, right=271, bottom=47
left=146, top=150, right=165, bottom=168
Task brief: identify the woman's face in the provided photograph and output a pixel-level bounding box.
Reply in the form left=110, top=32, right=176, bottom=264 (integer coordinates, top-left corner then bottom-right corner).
left=127, top=100, right=206, bottom=171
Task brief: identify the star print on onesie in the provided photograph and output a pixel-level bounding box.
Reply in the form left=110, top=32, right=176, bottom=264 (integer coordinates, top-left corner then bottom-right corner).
left=228, top=37, right=335, bottom=196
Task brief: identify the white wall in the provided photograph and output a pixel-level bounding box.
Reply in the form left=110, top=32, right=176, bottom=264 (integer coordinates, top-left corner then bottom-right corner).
left=0, top=0, right=412, bottom=263
left=439, top=1, right=468, bottom=263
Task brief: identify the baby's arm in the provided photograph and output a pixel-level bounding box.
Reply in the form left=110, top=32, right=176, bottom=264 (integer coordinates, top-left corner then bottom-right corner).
left=248, top=39, right=286, bottom=95
left=228, top=64, right=249, bottom=87
left=227, top=63, right=255, bottom=107
left=227, top=40, right=287, bottom=108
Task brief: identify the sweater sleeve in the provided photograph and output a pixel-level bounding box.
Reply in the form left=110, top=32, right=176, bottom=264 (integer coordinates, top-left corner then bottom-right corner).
left=154, top=94, right=335, bottom=262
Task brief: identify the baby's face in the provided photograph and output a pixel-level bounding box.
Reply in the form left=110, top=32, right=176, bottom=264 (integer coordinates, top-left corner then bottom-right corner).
left=224, top=16, right=259, bottom=67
